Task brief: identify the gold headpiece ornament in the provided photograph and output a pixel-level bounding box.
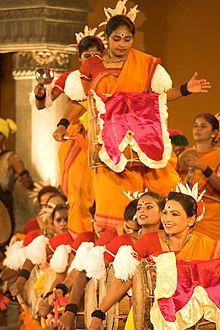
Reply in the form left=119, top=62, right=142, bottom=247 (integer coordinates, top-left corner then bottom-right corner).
left=99, top=0, right=139, bottom=27
left=175, top=182, right=206, bottom=222
left=65, top=25, right=107, bottom=52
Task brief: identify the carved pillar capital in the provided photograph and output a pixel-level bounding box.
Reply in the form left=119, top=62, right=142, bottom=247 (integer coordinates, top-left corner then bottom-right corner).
left=12, top=50, right=73, bottom=79
left=0, top=0, right=89, bottom=53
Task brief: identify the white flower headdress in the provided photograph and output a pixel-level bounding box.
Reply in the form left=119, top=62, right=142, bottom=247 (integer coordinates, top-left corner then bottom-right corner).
left=175, top=182, right=206, bottom=222
left=28, top=180, right=60, bottom=204
left=65, top=25, right=107, bottom=52
left=123, top=188, right=148, bottom=221
left=122, top=187, right=148, bottom=201
left=99, top=0, right=139, bottom=27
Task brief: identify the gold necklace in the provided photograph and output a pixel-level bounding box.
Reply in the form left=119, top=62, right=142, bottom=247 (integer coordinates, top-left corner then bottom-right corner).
left=165, top=231, right=191, bottom=252
left=104, top=50, right=127, bottom=64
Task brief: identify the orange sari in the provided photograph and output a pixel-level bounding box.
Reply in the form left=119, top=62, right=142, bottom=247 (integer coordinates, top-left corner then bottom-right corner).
left=58, top=103, right=94, bottom=237
left=179, top=148, right=220, bottom=240
left=83, top=48, right=180, bottom=228
left=177, top=231, right=220, bottom=260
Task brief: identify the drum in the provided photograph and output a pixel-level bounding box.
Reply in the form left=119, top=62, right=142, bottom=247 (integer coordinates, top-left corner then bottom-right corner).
left=132, top=259, right=156, bottom=330
left=132, top=259, right=216, bottom=330
left=88, top=96, right=143, bottom=169
left=0, top=200, right=13, bottom=250
left=106, top=264, right=130, bottom=330
left=189, top=318, right=216, bottom=330
left=74, top=294, right=85, bottom=330
left=22, top=265, right=43, bottom=319
left=84, top=275, right=107, bottom=329
left=42, top=266, right=56, bottom=297
left=49, top=277, right=105, bottom=330
left=84, top=278, right=98, bottom=329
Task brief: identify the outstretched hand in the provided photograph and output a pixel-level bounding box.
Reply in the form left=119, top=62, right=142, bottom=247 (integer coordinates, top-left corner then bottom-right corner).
left=187, top=72, right=211, bottom=93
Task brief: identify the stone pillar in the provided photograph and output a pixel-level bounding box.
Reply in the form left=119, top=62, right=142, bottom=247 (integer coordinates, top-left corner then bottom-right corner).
left=0, top=0, right=89, bottom=180
left=0, top=0, right=89, bottom=230
left=13, top=50, right=72, bottom=184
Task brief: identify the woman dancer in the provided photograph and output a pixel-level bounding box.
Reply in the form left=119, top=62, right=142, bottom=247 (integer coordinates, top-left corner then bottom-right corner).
left=89, top=183, right=220, bottom=329
left=34, top=29, right=105, bottom=237
left=57, top=192, right=165, bottom=329
left=69, top=1, right=211, bottom=233
left=178, top=112, right=220, bottom=240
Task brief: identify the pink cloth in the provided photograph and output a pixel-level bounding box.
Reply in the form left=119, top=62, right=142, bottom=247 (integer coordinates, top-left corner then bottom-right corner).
left=98, top=91, right=163, bottom=165
left=158, top=258, right=220, bottom=322
left=53, top=296, right=68, bottom=327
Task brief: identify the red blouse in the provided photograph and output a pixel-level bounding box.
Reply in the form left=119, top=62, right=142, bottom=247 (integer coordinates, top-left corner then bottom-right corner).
left=23, top=218, right=40, bottom=235
left=133, top=231, right=163, bottom=259
left=53, top=71, right=71, bottom=94
left=48, top=231, right=95, bottom=254
left=70, top=231, right=95, bottom=254
left=23, top=229, right=40, bottom=246
left=94, top=227, right=118, bottom=247
left=104, top=233, right=133, bottom=262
